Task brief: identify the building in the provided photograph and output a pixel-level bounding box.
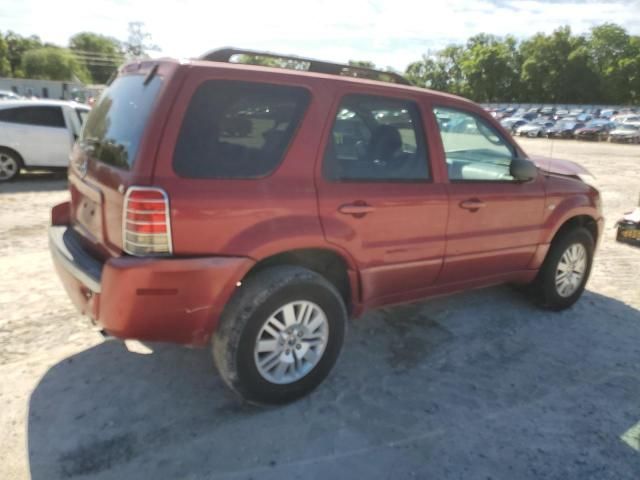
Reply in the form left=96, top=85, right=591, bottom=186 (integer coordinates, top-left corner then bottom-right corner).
left=0, top=77, right=86, bottom=100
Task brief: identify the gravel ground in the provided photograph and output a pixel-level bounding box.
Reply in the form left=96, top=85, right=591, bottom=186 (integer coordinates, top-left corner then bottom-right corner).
left=1, top=139, right=639, bottom=479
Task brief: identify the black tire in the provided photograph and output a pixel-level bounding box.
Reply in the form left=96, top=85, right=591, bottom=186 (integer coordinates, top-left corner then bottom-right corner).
left=212, top=266, right=347, bottom=405
left=0, top=147, right=23, bottom=182
left=531, top=227, right=594, bottom=310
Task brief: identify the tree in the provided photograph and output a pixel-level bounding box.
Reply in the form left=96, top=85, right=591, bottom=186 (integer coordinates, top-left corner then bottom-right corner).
left=21, top=47, right=90, bottom=82
left=69, top=32, right=124, bottom=84
left=234, top=53, right=309, bottom=70
left=0, top=34, right=12, bottom=76
left=405, top=45, right=466, bottom=95
left=348, top=60, right=376, bottom=68
left=459, top=34, right=521, bottom=102
left=588, top=24, right=639, bottom=104
left=124, top=22, right=159, bottom=59
left=3, top=31, right=42, bottom=77
left=519, top=27, right=600, bottom=103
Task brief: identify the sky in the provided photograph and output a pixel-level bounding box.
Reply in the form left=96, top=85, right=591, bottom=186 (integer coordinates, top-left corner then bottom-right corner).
left=1, top=0, right=639, bottom=71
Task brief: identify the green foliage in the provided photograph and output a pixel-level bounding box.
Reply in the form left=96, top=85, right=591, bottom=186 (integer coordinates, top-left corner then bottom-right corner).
left=21, top=47, right=91, bottom=83
left=460, top=34, right=521, bottom=102
left=348, top=60, right=376, bottom=68
left=406, top=46, right=466, bottom=95
left=69, top=32, right=124, bottom=84
left=405, top=24, right=640, bottom=104
left=1, top=31, right=42, bottom=77
left=235, top=54, right=308, bottom=70
left=0, top=34, right=12, bottom=76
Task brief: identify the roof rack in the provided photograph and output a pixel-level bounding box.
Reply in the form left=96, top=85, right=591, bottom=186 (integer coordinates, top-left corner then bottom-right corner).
left=199, top=48, right=411, bottom=86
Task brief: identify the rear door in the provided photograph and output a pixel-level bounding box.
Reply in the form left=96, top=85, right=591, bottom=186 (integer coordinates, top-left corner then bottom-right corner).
left=68, top=62, right=179, bottom=255
left=0, top=105, right=70, bottom=166
left=316, top=89, right=448, bottom=307
left=430, top=105, right=545, bottom=283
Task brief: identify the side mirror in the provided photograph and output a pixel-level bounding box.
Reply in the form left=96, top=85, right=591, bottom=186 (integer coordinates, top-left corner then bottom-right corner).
left=510, top=158, right=537, bottom=182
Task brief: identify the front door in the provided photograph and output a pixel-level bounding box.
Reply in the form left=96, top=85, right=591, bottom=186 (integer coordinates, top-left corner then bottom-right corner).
left=431, top=106, right=545, bottom=284
left=316, top=91, right=448, bottom=307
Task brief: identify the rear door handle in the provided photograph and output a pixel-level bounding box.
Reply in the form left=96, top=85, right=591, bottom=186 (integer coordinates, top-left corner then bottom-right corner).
left=338, top=203, right=376, bottom=217
left=459, top=199, right=486, bottom=211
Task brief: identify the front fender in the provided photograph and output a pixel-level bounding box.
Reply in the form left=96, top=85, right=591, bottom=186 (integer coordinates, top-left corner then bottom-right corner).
left=541, top=193, right=601, bottom=245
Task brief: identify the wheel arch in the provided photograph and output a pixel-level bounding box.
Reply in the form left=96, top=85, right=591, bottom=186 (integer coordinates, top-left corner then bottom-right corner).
left=0, top=145, right=25, bottom=166
left=550, top=214, right=599, bottom=246
left=241, top=247, right=359, bottom=315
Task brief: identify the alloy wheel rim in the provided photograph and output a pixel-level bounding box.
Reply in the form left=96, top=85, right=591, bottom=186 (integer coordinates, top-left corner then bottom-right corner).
left=555, top=243, right=587, bottom=297
left=254, top=300, right=329, bottom=385
left=0, top=154, right=18, bottom=180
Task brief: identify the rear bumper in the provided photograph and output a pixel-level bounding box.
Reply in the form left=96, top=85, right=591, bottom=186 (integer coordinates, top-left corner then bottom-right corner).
left=49, top=225, right=254, bottom=346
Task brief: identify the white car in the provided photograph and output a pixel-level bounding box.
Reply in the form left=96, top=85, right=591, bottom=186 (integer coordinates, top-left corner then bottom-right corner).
left=609, top=124, right=640, bottom=144
left=621, top=115, right=640, bottom=128
left=516, top=120, right=555, bottom=137
left=0, top=90, right=21, bottom=100
left=0, top=100, right=90, bottom=181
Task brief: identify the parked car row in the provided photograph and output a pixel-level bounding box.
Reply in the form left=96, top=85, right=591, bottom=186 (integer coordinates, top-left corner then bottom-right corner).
left=489, top=105, right=640, bottom=144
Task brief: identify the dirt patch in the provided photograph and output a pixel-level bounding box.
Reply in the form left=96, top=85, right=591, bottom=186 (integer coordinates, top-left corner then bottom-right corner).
left=1, top=140, right=639, bottom=479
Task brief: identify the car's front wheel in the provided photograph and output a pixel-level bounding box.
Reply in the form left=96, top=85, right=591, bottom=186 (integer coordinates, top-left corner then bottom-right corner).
left=531, top=227, right=594, bottom=310
left=0, top=148, right=22, bottom=182
left=213, top=266, right=347, bottom=404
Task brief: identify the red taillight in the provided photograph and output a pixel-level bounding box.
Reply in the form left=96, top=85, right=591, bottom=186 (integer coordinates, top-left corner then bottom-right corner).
left=123, top=187, right=172, bottom=256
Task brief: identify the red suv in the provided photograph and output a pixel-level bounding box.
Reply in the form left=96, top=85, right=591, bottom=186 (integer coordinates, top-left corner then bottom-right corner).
left=50, top=49, right=603, bottom=404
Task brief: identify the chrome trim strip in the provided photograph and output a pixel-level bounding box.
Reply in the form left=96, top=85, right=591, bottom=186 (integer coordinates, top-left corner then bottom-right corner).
left=124, top=219, right=167, bottom=226
left=124, top=232, right=168, bottom=239
left=125, top=208, right=166, bottom=214
left=125, top=198, right=165, bottom=203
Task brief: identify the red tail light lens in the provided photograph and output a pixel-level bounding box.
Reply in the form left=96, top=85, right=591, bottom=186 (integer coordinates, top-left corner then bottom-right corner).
left=123, top=187, right=172, bottom=256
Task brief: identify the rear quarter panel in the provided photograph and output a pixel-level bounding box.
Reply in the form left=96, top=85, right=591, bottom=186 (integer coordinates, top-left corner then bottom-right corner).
left=151, top=65, right=345, bottom=262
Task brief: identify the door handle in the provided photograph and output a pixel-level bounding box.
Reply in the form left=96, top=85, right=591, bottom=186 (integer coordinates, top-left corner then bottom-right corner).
left=338, top=202, right=376, bottom=217
left=459, top=199, right=486, bottom=211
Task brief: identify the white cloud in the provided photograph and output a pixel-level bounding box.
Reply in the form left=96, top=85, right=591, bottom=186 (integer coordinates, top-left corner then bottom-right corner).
left=1, top=0, right=639, bottom=70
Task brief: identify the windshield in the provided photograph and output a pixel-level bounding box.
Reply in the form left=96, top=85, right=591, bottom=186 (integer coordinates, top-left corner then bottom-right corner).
left=81, top=74, right=163, bottom=170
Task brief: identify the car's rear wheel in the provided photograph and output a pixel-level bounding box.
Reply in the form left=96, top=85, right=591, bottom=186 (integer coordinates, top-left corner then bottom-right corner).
left=531, top=227, right=594, bottom=310
left=212, top=266, right=347, bottom=404
left=0, top=149, right=22, bottom=182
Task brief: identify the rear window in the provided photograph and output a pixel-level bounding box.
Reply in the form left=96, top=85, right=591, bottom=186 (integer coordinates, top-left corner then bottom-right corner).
left=0, top=106, right=65, bottom=127
left=173, top=81, right=310, bottom=179
left=81, top=74, right=163, bottom=170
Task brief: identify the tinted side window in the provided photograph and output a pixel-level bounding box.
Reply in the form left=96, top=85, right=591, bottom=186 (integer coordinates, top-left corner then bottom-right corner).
left=0, top=106, right=65, bottom=128
left=0, top=108, right=14, bottom=121
left=434, top=107, right=515, bottom=181
left=173, top=81, right=310, bottom=179
left=323, top=94, right=429, bottom=182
